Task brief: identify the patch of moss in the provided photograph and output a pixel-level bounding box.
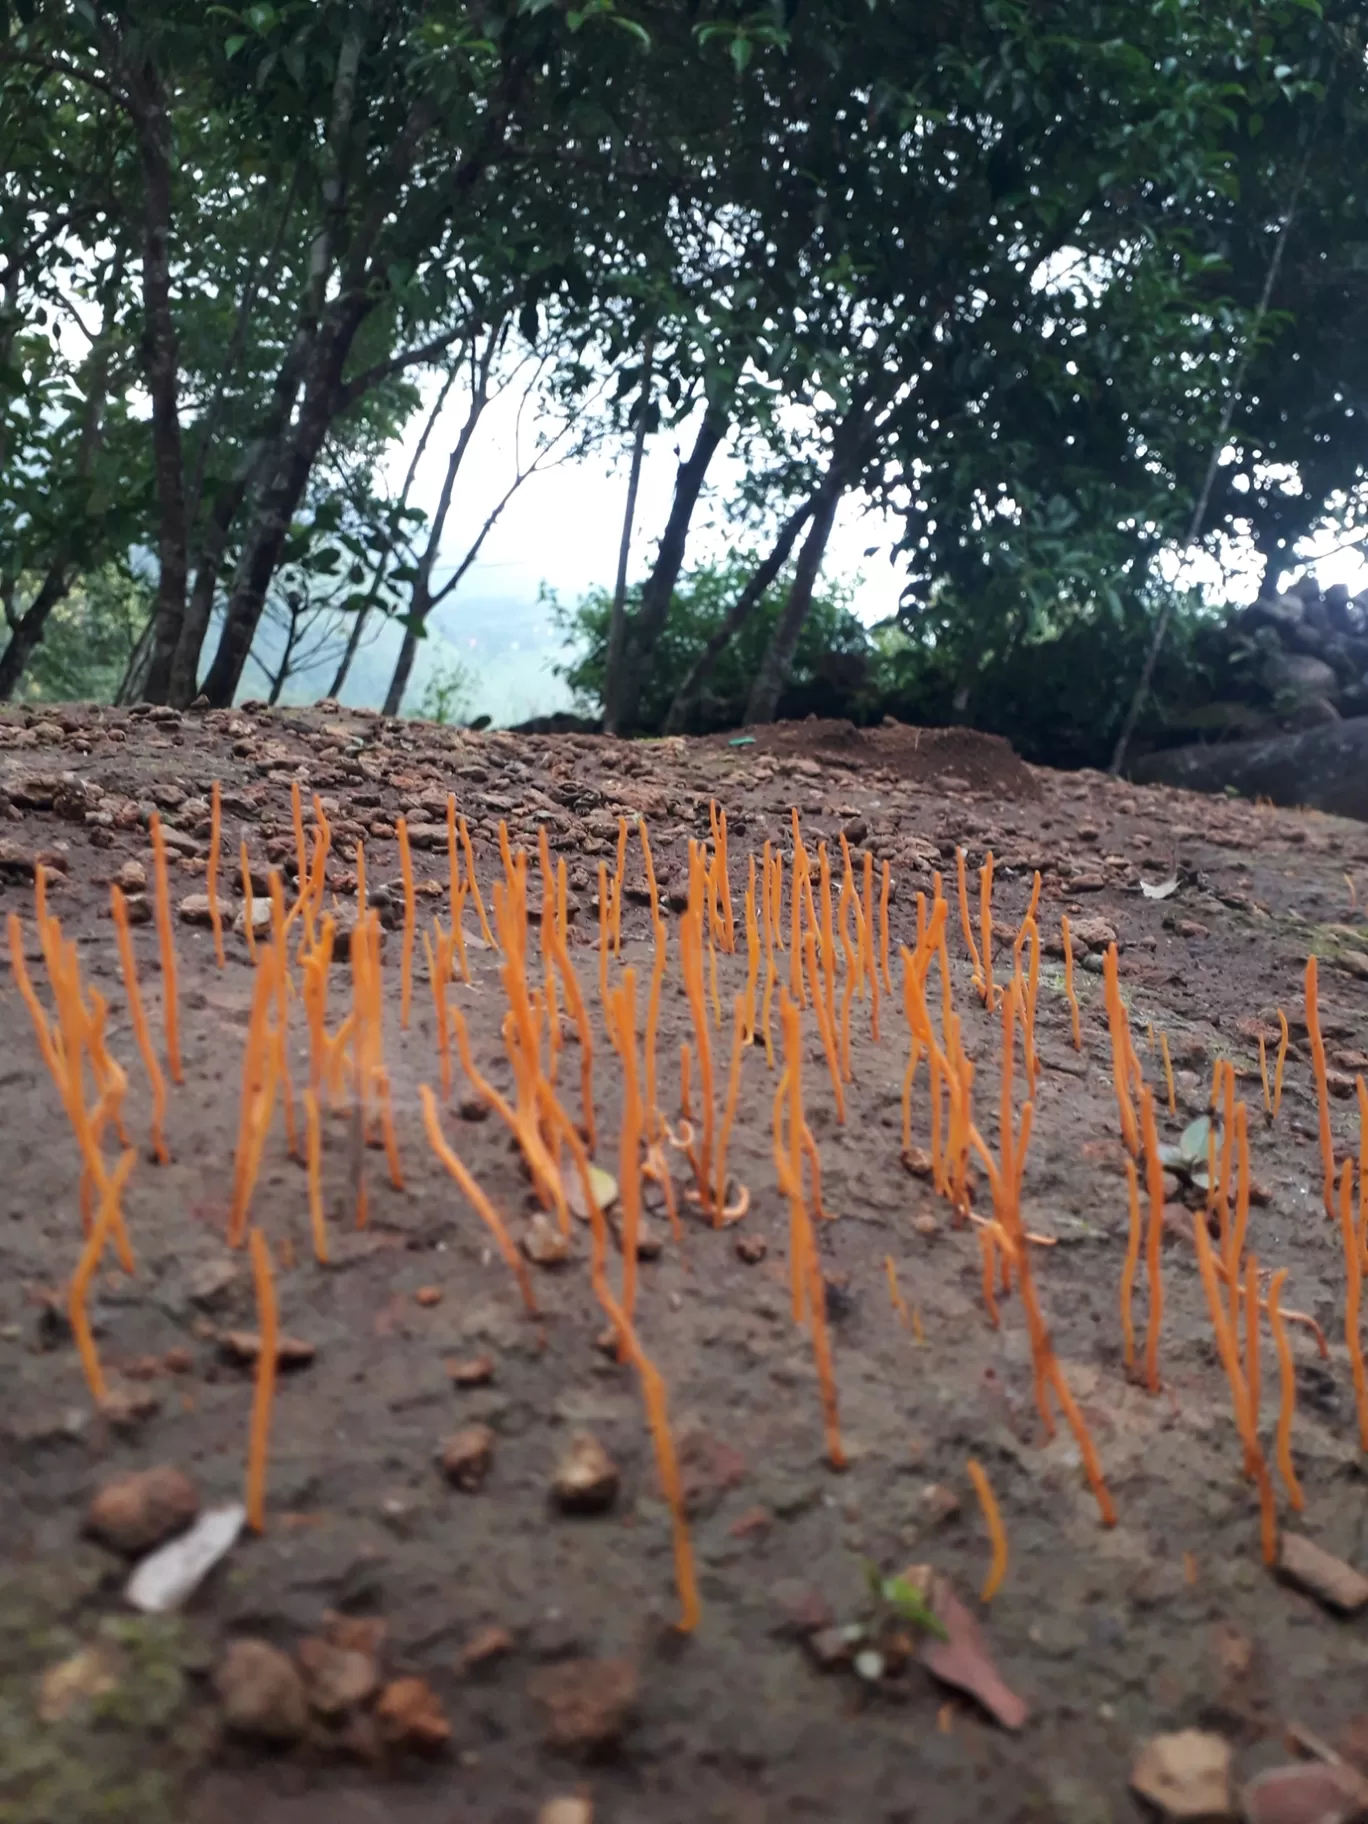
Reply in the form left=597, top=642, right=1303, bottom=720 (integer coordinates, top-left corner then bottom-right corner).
left=0, top=1562, right=213, bottom=1824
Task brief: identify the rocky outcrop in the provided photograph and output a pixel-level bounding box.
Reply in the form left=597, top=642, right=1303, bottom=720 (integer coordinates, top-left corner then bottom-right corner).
left=1211, top=574, right=1368, bottom=730
left=1133, top=714, right=1368, bottom=822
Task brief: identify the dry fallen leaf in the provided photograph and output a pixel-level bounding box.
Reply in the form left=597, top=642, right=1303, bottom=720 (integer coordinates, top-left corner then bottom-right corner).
left=1130, top=1729, right=1232, bottom=1820
left=901, top=1565, right=1027, bottom=1731
left=565, top=1163, right=619, bottom=1223
left=1242, top=1763, right=1364, bottom=1824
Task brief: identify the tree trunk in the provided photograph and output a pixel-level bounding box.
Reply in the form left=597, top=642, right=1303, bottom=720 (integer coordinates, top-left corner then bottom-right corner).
left=744, top=474, right=844, bottom=725
left=198, top=304, right=365, bottom=707
left=0, top=565, right=74, bottom=700
left=602, top=333, right=654, bottom=735
left=382, top=615, right=423, bottom=718
left=329, top=360, right=461, bottom=699
left=127, top=58, right=190, bottom=704
left=662, top=494, right=816, bottom=733
left=268, top=602, right=301, bottom=705
left=379, top=341, right=500, bottom=718
left=603, top=402, right=727, bottom=732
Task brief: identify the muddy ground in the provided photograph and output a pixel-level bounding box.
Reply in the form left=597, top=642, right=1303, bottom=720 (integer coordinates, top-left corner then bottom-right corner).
left=1, top=701, right=1367, bottom=1824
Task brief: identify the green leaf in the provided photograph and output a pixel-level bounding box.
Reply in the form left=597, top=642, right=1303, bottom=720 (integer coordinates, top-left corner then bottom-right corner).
left=1178, top=1115, right=1211, bottom=1166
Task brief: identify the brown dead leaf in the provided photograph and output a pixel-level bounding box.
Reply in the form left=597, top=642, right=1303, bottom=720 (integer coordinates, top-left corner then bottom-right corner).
left=901, top=1565, right=1027, bottom=1731
left=1242, top=1763, right=1364, bottom=1824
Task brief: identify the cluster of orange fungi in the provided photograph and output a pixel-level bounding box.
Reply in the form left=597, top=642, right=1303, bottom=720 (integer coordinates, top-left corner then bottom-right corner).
left=8, top=784, right=1368, bottom=1622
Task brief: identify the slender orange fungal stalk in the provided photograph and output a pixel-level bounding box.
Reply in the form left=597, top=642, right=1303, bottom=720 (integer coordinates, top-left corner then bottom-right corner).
left=298, top=1084, right=329, bottom=1264
left=955, top=847, right=983, bottom=993
left=1273, top=1009, right=1289, bottom=1116
left=1060, top=916, right=1081, bottom=1051
left=598, top=860, right=611, bottom=1015
left=1191, top=1206, right=1277, bottom=1564
left=1339, top=1157, right=1368, bottom=1448
left=802, top=927, right=846, bottom=1123
left=1120, top=1157, right=1142, bottom=1373
left=966, top=1457, right=1008, bottom=1602
left=742, top=855, right=760, bottom=1042
left=1139, top=1086, right=1165, bottom=1393
left=147, top=813, right=182, bottom=1084
left=1226, top=1102, right=1251, bottom=1332
left=714, top=993, right=747, bottom=1221
left=613, top=969, right=645, bottom=1324
left=68, top=1147, right=136, bottom=1406
left=205, top=781, right=226, bottom=967
left=458, top=815, right=496, bottom=950
left=244, top=1226, right=279, bottom=1532
left=978, top=852, right=996, bottom=1008
left=1244, top=1252, right=1261, bottom=1478
left=1160, top=1031, right=1176, bottom=1114
left=1306, top=956, right=1337, bottom=1218
left=1102, top=945, right=1139, bottom=1157
left=421, top=1085, right=537, bottom=1312
left=1266, top=1268, right=1305, bottom=1510
left=879, top=860, right=892, bottom=993
left=109, top=886, right=169, bottom=1163
left=542, top=1091, right=699, bottom=1631
left=979, top=1224, right=1000, bottom=1327
left=396, top=815, right=416, bottom=1030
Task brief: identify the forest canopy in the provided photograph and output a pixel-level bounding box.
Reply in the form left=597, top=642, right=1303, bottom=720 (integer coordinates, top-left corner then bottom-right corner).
left=1, top=0, right=1365, bottom=765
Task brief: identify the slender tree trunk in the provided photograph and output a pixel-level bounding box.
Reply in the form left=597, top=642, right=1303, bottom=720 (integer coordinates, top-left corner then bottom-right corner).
left=662, top=495, right=816, bottom=733
left=198, top=304, right=367, bottom=706
left=329, top=360, right=461, bottom=699
left=268, top=603, right=302, bottom=705
left=603, top=402, right=728, bottom=733
left=379, top=337, right=502, bottom=718
left=602, top=332, right=654, bottom=735
left=126, top=58, right=190, bottom=704
left=0, top=565, right=74, bottom=699
left=198, top=68, right=517, bottom=710
left=382, top=613, right=424, bottom=718
left=745, top=473, right=845, bottom=725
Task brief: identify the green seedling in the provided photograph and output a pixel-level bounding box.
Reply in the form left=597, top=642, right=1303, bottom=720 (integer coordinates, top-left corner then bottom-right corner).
left=863, top=1561, right=948, bottom=1641
left=1156, top=1112, right=1214, bottom=1192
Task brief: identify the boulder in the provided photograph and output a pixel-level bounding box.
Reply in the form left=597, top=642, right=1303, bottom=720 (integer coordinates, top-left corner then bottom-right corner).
left=1133, top=715, right=1368, bottom=822
left=1261, top=650, right=1339, bottom=701
left=1244, top=593, right=1305, bottom=633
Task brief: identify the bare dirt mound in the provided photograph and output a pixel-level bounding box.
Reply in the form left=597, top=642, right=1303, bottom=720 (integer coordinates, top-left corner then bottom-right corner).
left=711, top=717, right=1041, bottom=800
left=1, top=699, right=1367, bottom=1824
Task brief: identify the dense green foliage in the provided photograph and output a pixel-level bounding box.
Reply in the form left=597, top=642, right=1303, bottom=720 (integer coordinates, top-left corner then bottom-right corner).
left=552, top=559, right=867, bottom=732
left=1, top=0, right=1365, bottom=766
left=555, top=562, right=1227, bottom=769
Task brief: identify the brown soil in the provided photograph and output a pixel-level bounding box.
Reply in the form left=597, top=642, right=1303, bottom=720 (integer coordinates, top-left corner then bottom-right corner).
left=1, top=702, right=1367, bottom=1824
left=709, top=716, right=1041, bottom=800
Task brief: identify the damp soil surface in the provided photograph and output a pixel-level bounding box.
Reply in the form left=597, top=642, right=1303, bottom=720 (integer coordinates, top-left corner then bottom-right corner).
left=1, top=703, right=1367, bottom=1824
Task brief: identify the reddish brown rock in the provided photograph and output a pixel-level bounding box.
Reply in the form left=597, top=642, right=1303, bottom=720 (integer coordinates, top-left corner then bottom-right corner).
left=552, top=1432, right=619, bottom=1514
left=297, top=1636, right=380, bottom=1717
left=441, top=1424, right=496, bottom=1491
left=84, top=1466, right=199, bottom=1556
left=528, top=1657, right=637, bottom=1758
left=215, top=1638, right=309, bottom=1744
left=447, top=1353, right=495, bottom=1387
left=374, top=1676, right=450, bottom=1754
